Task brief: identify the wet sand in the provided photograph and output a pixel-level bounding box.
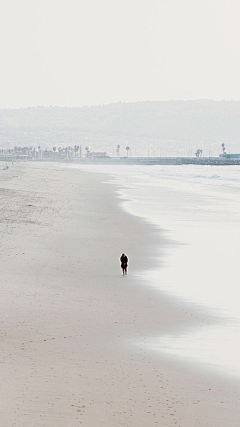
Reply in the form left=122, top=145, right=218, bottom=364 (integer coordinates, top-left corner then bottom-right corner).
left=0, top=161, right=239, bottom=426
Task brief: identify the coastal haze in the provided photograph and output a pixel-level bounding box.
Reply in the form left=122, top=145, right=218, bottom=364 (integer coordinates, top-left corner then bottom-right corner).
left=1, top=0, right=240, bottom=426
left=1, top=101, right=240, bottom=156
left=1, top=0, right=240, bottom=108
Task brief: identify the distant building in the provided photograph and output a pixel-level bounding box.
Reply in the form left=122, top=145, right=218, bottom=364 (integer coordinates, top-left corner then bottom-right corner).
left=219, top=153, right=240, bottom=159
left=86, top=151, right=109, bottom=159
left=15, top=153, right=32, bottom=159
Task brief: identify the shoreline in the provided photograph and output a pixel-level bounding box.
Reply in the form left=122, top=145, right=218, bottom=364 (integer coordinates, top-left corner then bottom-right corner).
left=70, top=161, right=240, bottom=380
left=0, top=162, right=239, bottom=426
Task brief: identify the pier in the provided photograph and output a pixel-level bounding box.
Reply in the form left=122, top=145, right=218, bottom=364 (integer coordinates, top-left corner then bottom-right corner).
left=73, top=156, right=240, bottom=166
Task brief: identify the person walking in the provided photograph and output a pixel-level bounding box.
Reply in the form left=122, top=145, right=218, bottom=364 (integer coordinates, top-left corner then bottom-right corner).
left=120, top=253, right=128, bottom=276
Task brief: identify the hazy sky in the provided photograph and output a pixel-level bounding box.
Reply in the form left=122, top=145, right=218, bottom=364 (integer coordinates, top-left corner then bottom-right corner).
left=1, top=0, right=240, bottom=107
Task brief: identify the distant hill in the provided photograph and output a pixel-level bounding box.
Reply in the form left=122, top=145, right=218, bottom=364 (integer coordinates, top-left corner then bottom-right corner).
left=1, top=101, right=240, bottom=156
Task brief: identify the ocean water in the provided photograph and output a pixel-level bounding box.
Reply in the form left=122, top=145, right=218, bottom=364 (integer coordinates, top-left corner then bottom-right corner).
left=69, top=163, right=240, bottom=379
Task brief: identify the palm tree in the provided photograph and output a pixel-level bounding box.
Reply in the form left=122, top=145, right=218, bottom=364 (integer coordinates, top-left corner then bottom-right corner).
left=126, top=146, right=130, bottom=157
left=85, top=146, right=90, bottom=157
left=195, top=149, right=203, bottom=157
left=74, top=145, right=79, bottom=157
left=222, top=143, right=226, bottom=154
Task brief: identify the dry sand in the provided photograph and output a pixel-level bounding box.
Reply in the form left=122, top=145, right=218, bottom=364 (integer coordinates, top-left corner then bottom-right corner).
left=0, top=161, right=239, bottom=426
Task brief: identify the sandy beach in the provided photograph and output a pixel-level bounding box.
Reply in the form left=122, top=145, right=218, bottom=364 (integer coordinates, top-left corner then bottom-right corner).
left=0, top=161, right=239, bottom=427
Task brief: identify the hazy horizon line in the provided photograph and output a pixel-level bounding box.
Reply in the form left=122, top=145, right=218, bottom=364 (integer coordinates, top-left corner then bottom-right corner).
left=1, top=98, right=240, bottom=111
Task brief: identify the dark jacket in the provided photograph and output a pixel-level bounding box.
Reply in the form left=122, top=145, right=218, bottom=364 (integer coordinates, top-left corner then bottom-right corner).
left=120, top=255, right=128, bottom=266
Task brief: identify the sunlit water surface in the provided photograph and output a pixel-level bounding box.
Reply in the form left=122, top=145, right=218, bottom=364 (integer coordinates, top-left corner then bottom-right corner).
left=68, top=164, right=240, bottom=379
